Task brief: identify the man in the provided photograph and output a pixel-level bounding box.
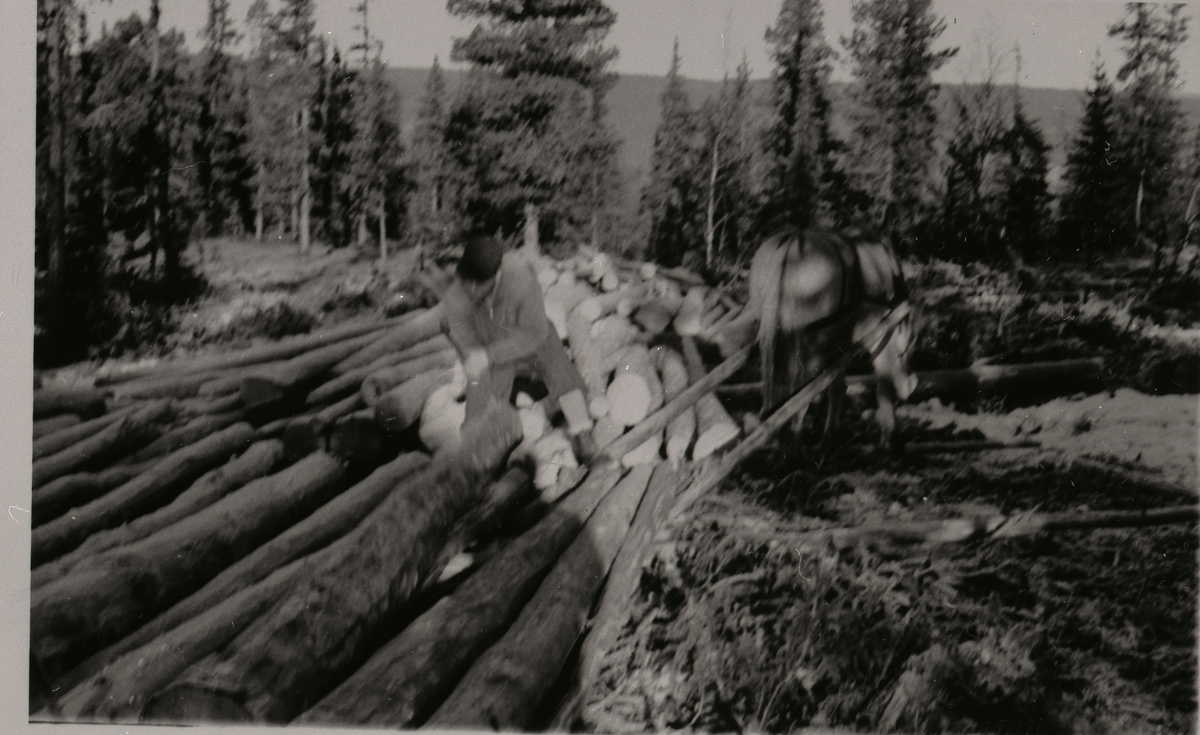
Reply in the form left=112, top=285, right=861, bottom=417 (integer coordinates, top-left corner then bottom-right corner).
left=437, top=232, right=588, bottom=423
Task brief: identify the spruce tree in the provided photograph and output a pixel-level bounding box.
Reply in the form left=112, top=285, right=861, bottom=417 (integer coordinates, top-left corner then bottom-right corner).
left=446, top=0, right=620, bottom=252
left=760, top=0, right=849, bottom=234
left=409, top=57, right=450, bottom=256
left=1059, top=60, right=1125, bottom=261
left=843, top=0, right=956, bottom=244
left=698, top=56, right=756, bottom=271
left=639, top=40, right=701, bottom=267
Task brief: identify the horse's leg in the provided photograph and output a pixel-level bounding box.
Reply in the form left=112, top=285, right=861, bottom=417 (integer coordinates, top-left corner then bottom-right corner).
left=820, top=376, right=846, bottom=447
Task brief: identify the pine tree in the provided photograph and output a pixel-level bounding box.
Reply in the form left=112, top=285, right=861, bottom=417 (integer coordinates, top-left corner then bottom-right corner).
left=1109, top=2, right=1190, bottom=266
left=446, top=0, right=620, bottom=254
left=997, top=95, right=1052, bottom=261
left=843, top=0, right=956, bottom=244
left=760, top=0, right=849, bottom=234
left=1059, top=60, right=1125, bottom=261
left=640, top=40, right=701, bottom=267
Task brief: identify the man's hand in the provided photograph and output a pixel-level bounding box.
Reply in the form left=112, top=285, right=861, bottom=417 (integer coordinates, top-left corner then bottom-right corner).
left=464, top=348, right=490, bottom=381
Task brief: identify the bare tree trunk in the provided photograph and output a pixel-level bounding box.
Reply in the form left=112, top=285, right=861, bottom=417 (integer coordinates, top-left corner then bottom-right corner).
left=44, top=0, right=67, bottom=299
left=254, top=179, right=264, bottom=241
left=523, top=202, right=539, bottom=259
left=299, top=107, right=311, bottom=254
left=705, top=138, right=719, bottom=269
left=358, top=203, right=368, bottom=249
left=378, top=191, right=386, bottom=262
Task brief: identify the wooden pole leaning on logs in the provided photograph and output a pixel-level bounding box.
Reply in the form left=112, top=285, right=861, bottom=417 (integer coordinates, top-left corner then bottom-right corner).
left=137, top=402, right=522, bottom=724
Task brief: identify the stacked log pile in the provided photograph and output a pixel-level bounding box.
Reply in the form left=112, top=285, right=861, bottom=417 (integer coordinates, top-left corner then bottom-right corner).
left=29, top=249, right=752, bottom=726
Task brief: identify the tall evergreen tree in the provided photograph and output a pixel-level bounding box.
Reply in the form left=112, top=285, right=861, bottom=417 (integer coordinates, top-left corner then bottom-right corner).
left=997, top=91, right=1052, bottom=261
left=843, top=0, right=956, bottom=244
left=446, top=0, right=620, bottom=253
left=760, top=0, right=848, bottom=234
left=194, top=0, right=252, bottom=237
left=1109, top=2, right=1190, bottom=265
left=409, top=57, right=450, bottom=256
left=640, top=40, right=701, bottom=267
left=1059, top=60, right=1125, bottom=261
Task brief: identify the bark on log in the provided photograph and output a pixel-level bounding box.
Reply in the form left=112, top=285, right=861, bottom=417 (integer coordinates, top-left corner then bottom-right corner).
left=360, top=348, right=458, bottom=406
left=576, top=463, right=689, bottom=727
left=669, top=304, right=911, bottom=521
left=32, top=440, right=285, bottom=591
left=57, top=451, right=431, bottom=701
left=177, top=392, right=242, bottom=418
left=714, top=359, right=1106, bottom=406
left=33, top=387, right=109, bottom=421
left=331, top=306, right=444, bottom=375
left=139, top=404, right=522, bottom=724
left=32, top=422, right=257, bottom=566
left=283, top=392, right=362, bottom=460
left=295, top=462, right=626, bottom=729
left=373, top=367, right=448, bottom=434
left=111, top=369, right=228, bottom=400
left=94, top=315, right=408, bottom=387
left=32, top=400, right=174, bottom=489
left=654, top=347, right=695, bottom=464
left=31, top=452, right=352, bottom=683
left=329, top=408, right=386, bottom=463
left=238, top=329, right=394, bottom=410
left=600, top=344, right=751, bottom=461
left=34, top=403, right=140, bottom=459
left=32, top=462, right=154, bottom=528
left=426, top=464, right=655, bottom=731
left=681, top=337, right=739, bottom=460
left=118, top=410, right=247, bottom=466
left=33, top=414, right=81, bottom=439
left=312, top=334, right=453, bottom=406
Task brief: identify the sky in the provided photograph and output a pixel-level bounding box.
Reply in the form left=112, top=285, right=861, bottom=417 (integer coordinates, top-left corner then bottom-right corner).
left=79, top=0, right=1200, bottom=94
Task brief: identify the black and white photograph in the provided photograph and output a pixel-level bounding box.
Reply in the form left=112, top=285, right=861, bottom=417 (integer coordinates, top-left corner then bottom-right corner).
left=23, top=0, right=1200, bottom=732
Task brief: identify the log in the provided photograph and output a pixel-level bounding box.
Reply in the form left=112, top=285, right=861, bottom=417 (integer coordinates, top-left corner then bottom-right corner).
left=111, top=369, right=229, bottom=400
left=632, top=300, right=673, bottom=335
left=177, top=392, right=242, bottom=418
left=31, top=422, right=257, bottom=566
left=621, top=433, right=662, bottom=468
left=668, top=304, right=912, bottom=521
left=575, top=284, right=650, bottom=324
left=673, top=287, right=707, bottom=336
left=419, top=381, right=467, bottom=455
left=283, top=392, right=362, bottom=459
left=328, top=408, right=385, bottom=463
left=374, top=367, right=449, bottom=434
left=117, top=410, right=247, bottom=466
left=94, top=315, right=410, bottom=386
left=139, top=404, right=522, bottom=724
left=654, top=347, right=695, bottom=464
left=426, top=464, right=656, bottom=731
left=903, top=439, right=1041, bottom=454
left=32, top=400, right=174, bottom=489
left=591, top=315, right=643, bottom=374
left=359, top=347, right=458, bottom=406
left=314, top=333, right=453, bottom=406
left=330, top=306, right=444, bottom=375
left=681, top=337, right=739, bottom=460
left=33, top=414, right=81, bottom=439
left=31, top=440, right=285, bottom=591
left=703, top=303, right=742, bottom=339
left=31, top=452, right=352, bottom=683
left=544, top=278, right=593, bottom=318
left=600, top=344, right=752, bottom=462
left=33, top=387, right=109, bottom=421
left=566, top=310, right=610, bottom=402
left=714, top=359, right=1106, bottom=406
left=606, top=373, right=651, bottom=429
left=614, top=344, right=664, bottom=414
left=699, top=304, right=726, bottom=332
left=238, top=329, right=395, bottom=410
left=558, top=388, right=593, bottom=436
left=756, top=505, right=1200, bottom=551
left=574, top=463, right=689, bottom=728
left=294, top=462, right=626, bottom=729
left=32, top=462, right=154, bottom=528
left=33, top=402, right=141, bottom=460
left=57, top=451, right=431, bottom=701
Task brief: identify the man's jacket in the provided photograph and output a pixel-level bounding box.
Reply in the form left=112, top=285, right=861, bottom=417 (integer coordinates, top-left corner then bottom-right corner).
left=439, top=251, right=550, bottom=368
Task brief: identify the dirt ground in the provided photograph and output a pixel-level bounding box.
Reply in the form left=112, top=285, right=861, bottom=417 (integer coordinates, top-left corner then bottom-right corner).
left=58, top=238, right=1199, bottom=734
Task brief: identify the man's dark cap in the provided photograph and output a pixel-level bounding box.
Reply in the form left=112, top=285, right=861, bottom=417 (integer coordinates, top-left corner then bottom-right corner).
left=457, top=234, right=504, bottom=281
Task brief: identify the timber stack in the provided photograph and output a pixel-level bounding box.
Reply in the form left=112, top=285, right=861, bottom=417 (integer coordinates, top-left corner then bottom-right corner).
left=28, top=245, right=752, bottom=727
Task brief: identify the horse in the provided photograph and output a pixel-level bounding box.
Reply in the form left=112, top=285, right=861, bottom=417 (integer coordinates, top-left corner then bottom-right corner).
left=711, top=226, right=917, bottom=452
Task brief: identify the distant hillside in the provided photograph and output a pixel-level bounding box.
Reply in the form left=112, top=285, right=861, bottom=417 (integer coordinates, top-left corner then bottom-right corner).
left=387, top=66, right=1200, bottom=210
